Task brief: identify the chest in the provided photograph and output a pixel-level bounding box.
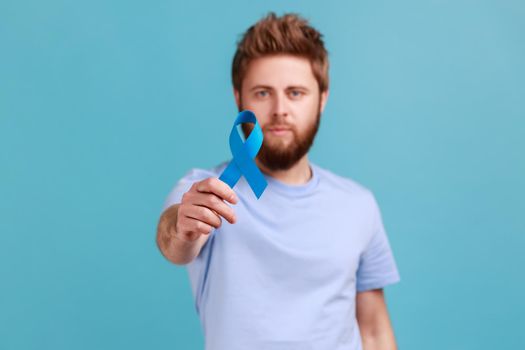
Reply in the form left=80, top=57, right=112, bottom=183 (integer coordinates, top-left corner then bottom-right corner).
left=215, top=195, right=373, bottom=286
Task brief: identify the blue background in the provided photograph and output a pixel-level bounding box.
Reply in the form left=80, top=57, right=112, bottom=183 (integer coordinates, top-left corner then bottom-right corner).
left=1, top=1, right=524, bottom=349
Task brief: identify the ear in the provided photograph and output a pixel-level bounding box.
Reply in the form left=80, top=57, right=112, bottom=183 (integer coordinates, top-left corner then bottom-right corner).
left=320, top=89, right=329, bottom=113
left=234, top=88, right=241, bottom=110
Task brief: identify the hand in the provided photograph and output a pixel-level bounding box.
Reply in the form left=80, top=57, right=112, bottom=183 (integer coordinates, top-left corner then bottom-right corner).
left=174, top=177, right=238, bottom=242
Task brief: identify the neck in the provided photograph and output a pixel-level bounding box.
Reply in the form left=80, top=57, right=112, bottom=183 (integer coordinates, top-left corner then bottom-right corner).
left=255, top=155, right=313, bottom=185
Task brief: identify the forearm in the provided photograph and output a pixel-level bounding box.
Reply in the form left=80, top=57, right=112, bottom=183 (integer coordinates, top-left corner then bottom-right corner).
left=156, top=204, right=201, bottom=265
left=357, top=289, right=398, bottom=350
left=361, top=330, right=397, bottom=350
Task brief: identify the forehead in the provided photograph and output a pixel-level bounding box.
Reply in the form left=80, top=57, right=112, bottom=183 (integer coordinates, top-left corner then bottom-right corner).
left=242, top=55, right=317, bottom=89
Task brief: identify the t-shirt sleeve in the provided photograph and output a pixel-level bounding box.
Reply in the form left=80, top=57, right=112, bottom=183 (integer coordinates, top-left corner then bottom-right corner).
left=356, top=194, right=401, bottom=292
left=161, top=168, right=216, bottom=214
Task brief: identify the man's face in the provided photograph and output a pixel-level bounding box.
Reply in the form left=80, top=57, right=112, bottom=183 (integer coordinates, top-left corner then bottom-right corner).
left=235, top=55, right=328, bottom=171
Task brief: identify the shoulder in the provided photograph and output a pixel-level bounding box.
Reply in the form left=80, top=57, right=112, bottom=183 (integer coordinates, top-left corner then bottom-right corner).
left=177, top=161, right=229, bottom=184
left=161, top=161, right=229, bottom=212
left=312, top=162, right=382, bottom=219
left=313, top=163, right=375, bottom=199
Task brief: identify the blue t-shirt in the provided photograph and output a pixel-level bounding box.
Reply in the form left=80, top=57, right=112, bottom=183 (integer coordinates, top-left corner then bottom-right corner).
left=162, top=160, right=400, bottom=350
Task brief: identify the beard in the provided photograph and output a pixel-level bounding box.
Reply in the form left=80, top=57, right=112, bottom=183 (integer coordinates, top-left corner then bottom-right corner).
left=239, top=99, right=321, bottom=171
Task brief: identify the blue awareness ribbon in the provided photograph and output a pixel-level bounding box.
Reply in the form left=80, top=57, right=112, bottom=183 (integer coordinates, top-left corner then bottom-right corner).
left=219, top=110, right=268, bottom=199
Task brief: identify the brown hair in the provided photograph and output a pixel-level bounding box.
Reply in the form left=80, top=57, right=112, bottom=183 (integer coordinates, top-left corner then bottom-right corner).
left=232, top=12, right=329, bottom=94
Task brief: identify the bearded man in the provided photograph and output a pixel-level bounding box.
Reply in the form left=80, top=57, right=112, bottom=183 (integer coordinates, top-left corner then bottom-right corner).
left=157, top=12, right=401, bottom=350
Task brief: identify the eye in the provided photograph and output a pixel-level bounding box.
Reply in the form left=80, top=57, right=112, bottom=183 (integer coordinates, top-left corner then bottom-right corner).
left=289, top=90, right=304, bottom=98
left=255, top=90, right=269, bottom=98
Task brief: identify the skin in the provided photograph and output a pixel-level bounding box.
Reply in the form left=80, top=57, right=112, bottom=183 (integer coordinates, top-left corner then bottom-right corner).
left=156, top=54, right=397, bottom=349
left=357, top=289, right=398, bottom=350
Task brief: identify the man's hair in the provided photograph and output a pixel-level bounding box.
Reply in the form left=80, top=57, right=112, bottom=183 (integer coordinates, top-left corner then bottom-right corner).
left=232, top=12, right=329, bottom=94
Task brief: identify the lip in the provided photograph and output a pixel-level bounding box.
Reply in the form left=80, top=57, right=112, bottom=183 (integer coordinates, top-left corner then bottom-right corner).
left=268, top=126, right=292, bottom=131
left=268, top=128, right=291, bottom=136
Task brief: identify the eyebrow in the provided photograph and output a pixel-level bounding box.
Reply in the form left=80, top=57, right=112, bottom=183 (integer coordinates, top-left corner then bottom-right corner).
left=249, top=85, right=310, bottom=91
left=287, top=85, right=310, bottom=92
left=249, top=85, right=273, bottom=91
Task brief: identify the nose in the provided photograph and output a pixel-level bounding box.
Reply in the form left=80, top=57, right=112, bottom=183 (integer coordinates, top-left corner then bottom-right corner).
left=272, top=91, right=289, bottom=119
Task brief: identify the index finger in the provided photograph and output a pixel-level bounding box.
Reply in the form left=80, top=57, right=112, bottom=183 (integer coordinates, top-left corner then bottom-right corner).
left=195, top=177, right=238, bottom=204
